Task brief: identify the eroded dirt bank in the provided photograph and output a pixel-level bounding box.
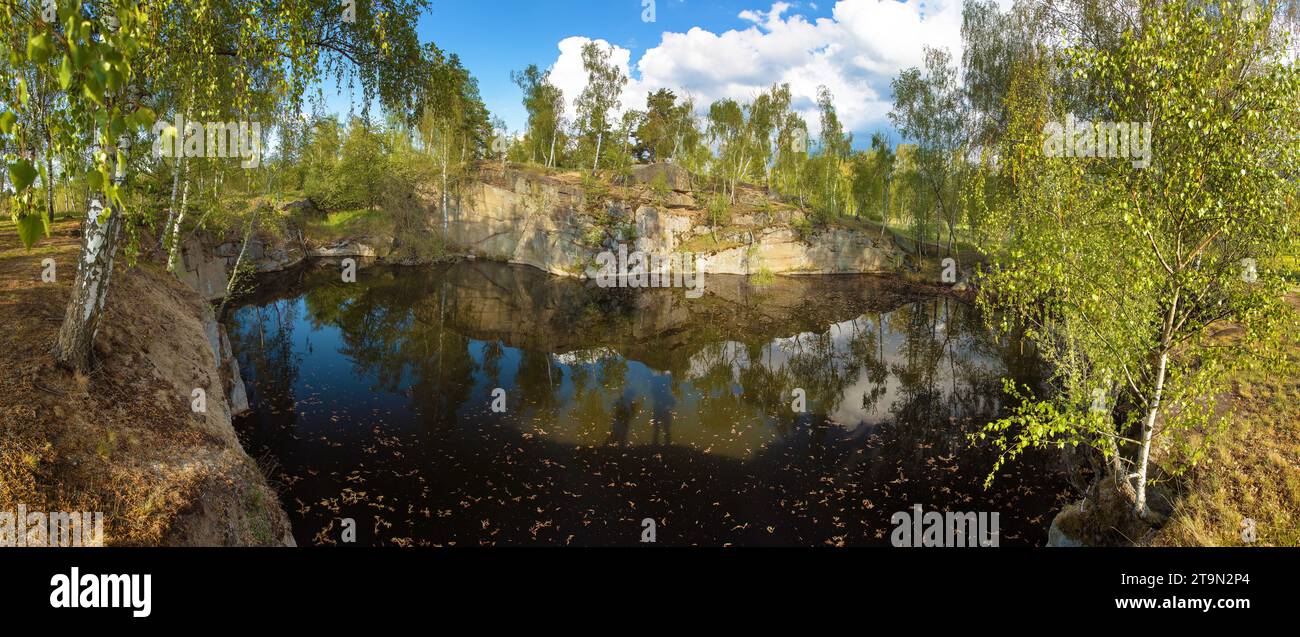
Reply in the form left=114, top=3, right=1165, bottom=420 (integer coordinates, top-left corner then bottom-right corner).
left=0, top=218, right=293, bottom=546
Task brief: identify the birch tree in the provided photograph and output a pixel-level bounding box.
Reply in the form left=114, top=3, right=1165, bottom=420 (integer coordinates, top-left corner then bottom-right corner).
left=2, top=0, right=431, bottom=373
left=978, top=2, right=1299, bottom=521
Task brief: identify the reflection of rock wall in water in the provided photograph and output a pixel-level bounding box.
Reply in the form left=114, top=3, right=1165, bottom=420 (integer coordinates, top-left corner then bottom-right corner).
left=426, top=261, right=928, bottom=373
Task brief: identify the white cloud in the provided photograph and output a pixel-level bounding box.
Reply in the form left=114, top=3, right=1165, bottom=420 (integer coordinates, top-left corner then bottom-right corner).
left=544, top=0, right=992, bottom=140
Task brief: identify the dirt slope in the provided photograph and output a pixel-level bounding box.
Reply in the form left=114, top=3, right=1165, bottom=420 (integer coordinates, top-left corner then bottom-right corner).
left=0, top=217, right=292, bottom=546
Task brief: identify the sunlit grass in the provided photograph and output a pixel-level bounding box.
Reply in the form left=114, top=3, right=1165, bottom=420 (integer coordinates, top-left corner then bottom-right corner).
left=1270, top=254, right=1300, bottom=283
left=1150, top=294, right=1300, bottom=547
left=305, top=207, right=393, bottom=243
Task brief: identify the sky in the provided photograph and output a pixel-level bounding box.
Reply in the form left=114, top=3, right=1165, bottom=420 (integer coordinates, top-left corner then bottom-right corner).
left=324, top=0, right=983, bottom=146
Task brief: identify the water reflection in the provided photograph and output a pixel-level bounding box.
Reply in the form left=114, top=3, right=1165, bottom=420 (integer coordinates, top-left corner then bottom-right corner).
left=228, top=262, right=1071, bottom=546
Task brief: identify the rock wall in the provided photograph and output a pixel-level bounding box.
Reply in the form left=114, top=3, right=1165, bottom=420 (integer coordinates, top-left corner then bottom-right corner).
left=178, top=164, right=906, bottom=304
left=442, top=164, right=905, bottom=278
left=177, top=233, right=306, bottom=301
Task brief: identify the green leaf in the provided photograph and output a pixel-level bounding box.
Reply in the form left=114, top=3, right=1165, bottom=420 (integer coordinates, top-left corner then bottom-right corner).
left=0, top=111, right=15, bottom=135
left=105, top=69, right=123, bottom=92
left=82, top=77, right=104, bottom=107
left=8, top=160, right=37, bottom=192
left=131, top=107, right=156, bottom=128
left=27, top=31, right=53, bottom=64
left=58, top=56, right=74, bottom=90
left=16, top=214, right=45, bottom=250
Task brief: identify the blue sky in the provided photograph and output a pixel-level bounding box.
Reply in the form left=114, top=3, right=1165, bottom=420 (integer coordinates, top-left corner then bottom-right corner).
left=321, top=1, right=974, bottom=144
left=414, top=1, right=834, bottom=133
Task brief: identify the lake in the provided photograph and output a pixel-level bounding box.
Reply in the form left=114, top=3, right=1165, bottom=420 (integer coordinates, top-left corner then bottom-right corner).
left=227, top=261, right=1072, bottom=546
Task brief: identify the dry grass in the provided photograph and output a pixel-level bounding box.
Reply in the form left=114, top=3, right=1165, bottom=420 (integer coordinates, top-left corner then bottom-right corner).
left=0, top=218, right=291, bottom=545
left=1148, top=293, right=1300, bottom=546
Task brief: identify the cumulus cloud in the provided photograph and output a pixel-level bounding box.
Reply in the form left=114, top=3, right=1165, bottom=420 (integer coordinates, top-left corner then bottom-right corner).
left=544, top=0, right=995, bottom=140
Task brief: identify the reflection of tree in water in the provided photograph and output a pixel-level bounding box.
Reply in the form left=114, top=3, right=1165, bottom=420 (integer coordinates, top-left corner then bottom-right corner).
left=733, top=342, right=792, bottom=426
left=877, top=298, right=1039, bottom=462
left=515, top=350, right=559, bottom=414
left=779, top=325, right=864, bottom=418
left=685, top=341, right=754, bottom=438
left=280, top=265, right=1034, bottom=448
left=301, top=274, right=478, bottom=429
left=847, top=313, right=889, bottom=414
left=228, top=299, right=302, bottom=442
left=480, top=339, right=505, bottom=380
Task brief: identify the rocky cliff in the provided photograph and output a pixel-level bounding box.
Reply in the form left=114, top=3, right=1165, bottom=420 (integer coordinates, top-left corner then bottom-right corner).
left=177, top=163, right=909, bottom=304
left=443, top=163, right=905, bottom=278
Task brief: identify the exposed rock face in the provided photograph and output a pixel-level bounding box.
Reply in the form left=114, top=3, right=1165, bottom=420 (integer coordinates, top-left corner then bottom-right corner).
left=307, top=240, right=379, bottom=258
left=623, top=162, right=694, bottom=191
left=695, top=226, right=901, bottom=275
left=443, top=172, right=591, bottom=275
left=177, top=165, right=905, bottom=303
left=200, top=306, right=250, bottom=417
left=442, top=165, right=905, bottom=278
left=178, top=234, right=305, bottom=301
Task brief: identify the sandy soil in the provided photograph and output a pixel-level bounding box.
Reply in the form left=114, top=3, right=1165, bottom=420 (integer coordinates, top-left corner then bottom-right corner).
left=0, top=217, right=293, bottom=546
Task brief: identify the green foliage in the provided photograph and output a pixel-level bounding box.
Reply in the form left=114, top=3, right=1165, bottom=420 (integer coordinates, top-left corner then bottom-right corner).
left=977, top=2, right=1300, bottom=514
left=890, top=47, right=965, bottom=253
left=511, top=64, right=565, bottom=166
left=14, top=209, right=49, bottom=248
left=334, top=118, right=390, bottom=210
left=580, top=173, right=610, bottom=214
left=649, top=171, right=670, bottom=203
left=574, top=42, right=627, bottom=173
left=705, top=193, right=731, bottom=230
left=634, top=88, right=695, bottom=163
left=301, top=116, right=344, bottom=206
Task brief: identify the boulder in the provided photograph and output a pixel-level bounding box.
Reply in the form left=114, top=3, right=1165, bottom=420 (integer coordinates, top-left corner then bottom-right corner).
left=628, top=162, right=693, bottom=192
left=1046, top=502, right=1088, bottom=547
left=308, top=241, right=378, bottom=258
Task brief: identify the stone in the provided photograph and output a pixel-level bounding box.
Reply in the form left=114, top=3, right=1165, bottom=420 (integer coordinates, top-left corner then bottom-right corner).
left=308, top=241, right=377, bottom=258
left=1046, top=502, right=1088, bottom=547
left=434, top=166, right=906, bottom=279
left=628, top=162, right=693, bottom=191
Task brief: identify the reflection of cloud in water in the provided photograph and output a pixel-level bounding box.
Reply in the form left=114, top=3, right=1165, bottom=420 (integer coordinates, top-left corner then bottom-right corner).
left=682, top=309, right=1005, bottom=432
left=552, top=347, right=620, bottom=366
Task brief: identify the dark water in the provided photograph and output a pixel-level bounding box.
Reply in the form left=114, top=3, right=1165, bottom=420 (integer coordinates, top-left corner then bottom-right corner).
left=227, top=261, right=1072, bottom=546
